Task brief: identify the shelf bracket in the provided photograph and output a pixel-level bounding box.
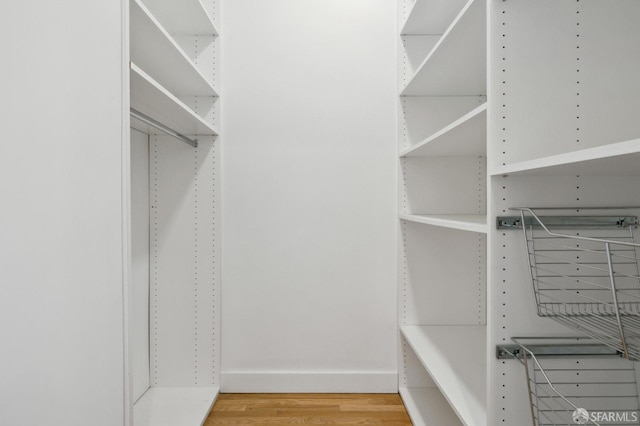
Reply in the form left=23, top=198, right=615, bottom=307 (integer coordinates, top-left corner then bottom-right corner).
left=496, top=215, right=638, bottom=230
left=130, top=108, right=198, bottom=148
left=496, top=343, right=623, bottom=360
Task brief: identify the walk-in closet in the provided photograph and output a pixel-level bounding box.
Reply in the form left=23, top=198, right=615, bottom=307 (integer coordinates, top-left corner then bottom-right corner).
left=2, top=1, right=640, bottom=425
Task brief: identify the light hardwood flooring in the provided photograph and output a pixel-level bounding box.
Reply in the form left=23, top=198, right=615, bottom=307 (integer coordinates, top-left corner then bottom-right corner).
left=205, top=393, right=412, bottom=425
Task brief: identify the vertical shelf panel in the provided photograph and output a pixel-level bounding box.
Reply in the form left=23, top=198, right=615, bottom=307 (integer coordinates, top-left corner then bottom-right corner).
left=488, top=2, right=640, bottom=425
left=1, top=3, right=128, bottom=425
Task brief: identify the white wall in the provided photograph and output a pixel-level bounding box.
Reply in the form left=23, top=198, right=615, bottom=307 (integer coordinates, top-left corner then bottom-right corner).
left=0, top=2, right=127, bottom=425
left=221, top=0, right=398, bottom=392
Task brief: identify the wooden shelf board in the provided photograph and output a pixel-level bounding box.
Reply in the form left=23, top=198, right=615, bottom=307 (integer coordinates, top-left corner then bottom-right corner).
left=400, top=214, right=487, bottom=233
left=131, top=63, right=218, bottom=137
left=141, top=0, right=218, bottom=35
left=400, top=103, right=487, bottom=157
left=130, top=0, right=217, bottom=97
left=490, top=138, right=640, bottom=177
left=133, top=386, right=219, bottom=426
left=401, top=0, right=469, bottom=35
left=401, top=0, right=486, bottom=96
left=401, top=325, right=487, bottom=426
left=399, top=387, right=463, bottom=426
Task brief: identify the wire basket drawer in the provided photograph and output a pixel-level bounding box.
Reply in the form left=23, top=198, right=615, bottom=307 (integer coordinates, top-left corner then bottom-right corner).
left=504, top=338, right=640, bottom=426
left=511, top=208, right=640, bottom=360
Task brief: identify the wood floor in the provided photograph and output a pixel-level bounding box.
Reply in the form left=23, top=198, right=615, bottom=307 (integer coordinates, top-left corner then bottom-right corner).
left=205, top=393, right=412, bottom=425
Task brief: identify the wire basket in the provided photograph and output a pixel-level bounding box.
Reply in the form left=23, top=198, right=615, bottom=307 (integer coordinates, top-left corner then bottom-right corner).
left=508, top=337, right=640, bottom=426
left=513, top=208, right=640, bottom=360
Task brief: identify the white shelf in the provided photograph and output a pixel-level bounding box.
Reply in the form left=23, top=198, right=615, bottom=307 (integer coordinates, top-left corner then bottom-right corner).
left=401, top=0, right=486, bottom=96
left=130, top=0, right=217, bottom=97
left=401, top=325, right=487, bottom=426
left=401, top=0, right=469, bottom=36
left=490, top=138, right=640, bottom=177
left=401, top=103, right=486, bottom=157
left=130, top=63, right=218, bottom=136
left=140, top=0, right=218, bottom=35
left=400, top=214, right=487, bottom=233
left=133, top=386, right=219, bottom=426
left=400, top=387, right=462, bottom=426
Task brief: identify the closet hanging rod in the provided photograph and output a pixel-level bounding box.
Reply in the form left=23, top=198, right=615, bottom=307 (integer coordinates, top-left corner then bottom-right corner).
left=130, top=108, right=198, bottom=148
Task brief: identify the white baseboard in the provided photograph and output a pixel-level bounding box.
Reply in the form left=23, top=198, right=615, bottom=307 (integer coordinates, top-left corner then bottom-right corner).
left=221, top=371, right=398, bottom=393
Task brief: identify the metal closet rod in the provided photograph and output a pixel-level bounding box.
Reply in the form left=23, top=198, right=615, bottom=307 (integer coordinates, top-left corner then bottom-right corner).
left=130, top=108, right=198, bottom=148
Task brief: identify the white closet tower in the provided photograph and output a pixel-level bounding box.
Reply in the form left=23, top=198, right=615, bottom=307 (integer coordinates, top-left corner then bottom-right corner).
left=398, top=0, right=487, bottom=424
left=397, top=1, right=640, bottom=425
left=129, top=0, right=221, bottom=424
left=1, top=1, right=221, bottom=425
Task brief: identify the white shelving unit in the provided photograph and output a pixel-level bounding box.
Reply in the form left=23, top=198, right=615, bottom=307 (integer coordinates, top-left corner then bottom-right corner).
left=400, top=0, right=640, bottom=424
left=398, top=1, right=487, bottom=424
left=129, top=0, right=221, bottom=424
left=0, top=0, right=221, bottom=424
left=486, top=2, right=640, bottom=425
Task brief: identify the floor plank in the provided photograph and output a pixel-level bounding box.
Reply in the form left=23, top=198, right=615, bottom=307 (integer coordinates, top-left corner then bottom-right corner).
left=205, top=393, right=412, bottom=425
